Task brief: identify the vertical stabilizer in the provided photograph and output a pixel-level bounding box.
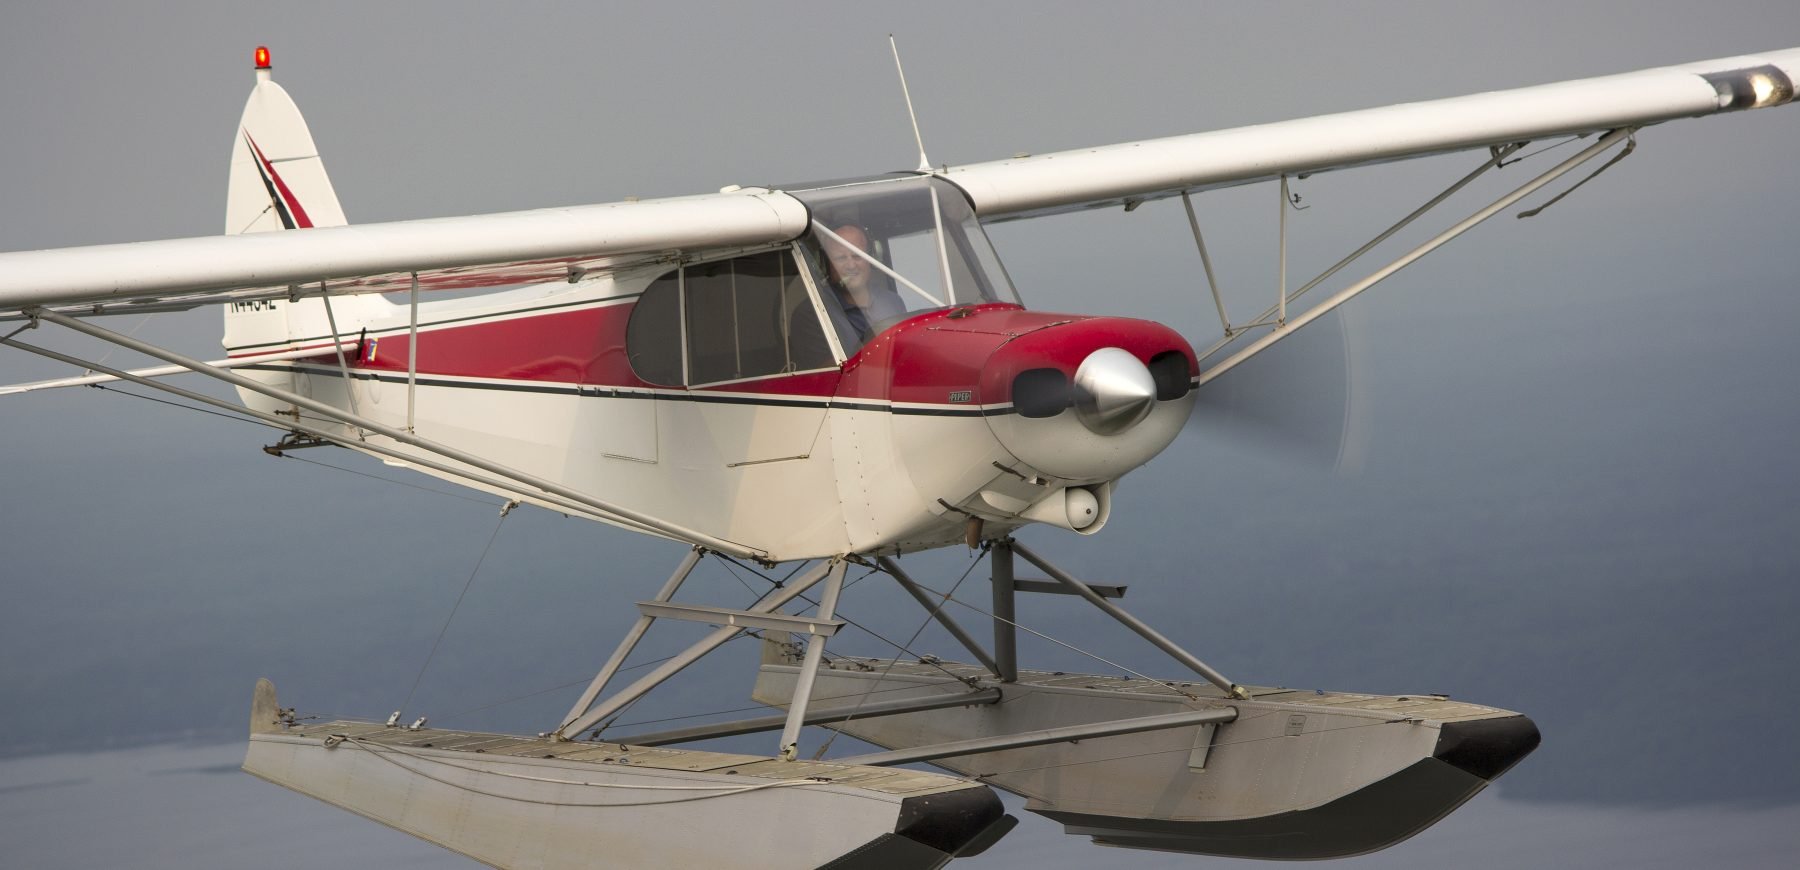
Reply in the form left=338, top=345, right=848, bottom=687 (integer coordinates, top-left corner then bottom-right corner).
left=225, top=47, right=346, bottom=235
left=223, top=47, right=388, bottom=366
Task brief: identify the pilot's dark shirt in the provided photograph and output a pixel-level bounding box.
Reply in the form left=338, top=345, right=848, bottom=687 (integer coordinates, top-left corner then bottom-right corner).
left=839, top=283, right=908, bottom=341
left=789, top=278, right=909, bottom=363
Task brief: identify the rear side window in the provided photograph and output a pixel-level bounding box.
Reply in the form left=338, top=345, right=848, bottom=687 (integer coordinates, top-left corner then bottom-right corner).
left=625, top=249, right=835, bottom=387
left=625, top=269, right=684, bottom=386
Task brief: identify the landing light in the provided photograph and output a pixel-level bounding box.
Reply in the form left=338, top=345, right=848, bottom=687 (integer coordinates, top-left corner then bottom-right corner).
left=1751, top=73, right=1778, bottom=106
left=1065, top=488, right=1100, bottom=529
left=254, top=46, right=271, bottom=70
left=1020, top=485, right=1107, bottom=533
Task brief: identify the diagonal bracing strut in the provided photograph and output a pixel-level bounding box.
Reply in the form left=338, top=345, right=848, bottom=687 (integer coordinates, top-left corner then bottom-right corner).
left=556, top=548, right=706, bottom=734
left=1011, top=541, right=1249, bottom=700
left=554, top=560, right=842, bottom=741
left=877, top=556, right=1003, bottom=677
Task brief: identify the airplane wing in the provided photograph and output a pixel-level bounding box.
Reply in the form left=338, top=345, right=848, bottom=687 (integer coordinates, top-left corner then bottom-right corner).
left=1, top=48, right=1793, bottom=321
left=944, top=49, right=1800, bottom=220
left=0, top=189, right=807, bottom=319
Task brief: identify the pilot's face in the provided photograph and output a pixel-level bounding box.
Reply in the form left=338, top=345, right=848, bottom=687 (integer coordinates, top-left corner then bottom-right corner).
left=824, top=225, right=871, bottom=301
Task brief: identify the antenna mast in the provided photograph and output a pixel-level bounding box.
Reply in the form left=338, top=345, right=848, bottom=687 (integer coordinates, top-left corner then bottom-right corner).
left=889, top=35, right=932, bottom=172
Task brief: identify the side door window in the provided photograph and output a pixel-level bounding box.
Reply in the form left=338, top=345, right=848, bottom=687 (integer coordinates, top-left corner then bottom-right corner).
left=684, top=249, right=835, bottom=385
left=626, top=248, right=837, bottom=389
left=622, top=249, right=842, bottom=470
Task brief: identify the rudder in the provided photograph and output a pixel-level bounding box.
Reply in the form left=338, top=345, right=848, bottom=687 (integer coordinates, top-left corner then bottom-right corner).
left=225, top=47, right=347, bottom=236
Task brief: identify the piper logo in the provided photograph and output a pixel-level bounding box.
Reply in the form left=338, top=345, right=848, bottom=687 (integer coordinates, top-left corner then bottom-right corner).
left=948, top=390, right=972, bottom=404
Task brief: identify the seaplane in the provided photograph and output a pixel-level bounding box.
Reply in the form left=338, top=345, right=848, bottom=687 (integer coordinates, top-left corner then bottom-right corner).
left=3, top=41, right=1796, bottom=868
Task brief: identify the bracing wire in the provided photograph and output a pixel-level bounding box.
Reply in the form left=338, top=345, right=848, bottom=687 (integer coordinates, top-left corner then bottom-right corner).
left=77, top=313, right=153, bottom=378
left=89, top=383, right=286, bottom=430
left=401, top=509, right=511, bottom=714
left=446, top=676, right=601, bottom=719
left=85, top=381, right=507, bottom=511
left=1505, top=134, right=1584, bottom=166
left=280, top=452, right=501, bottom=507
left=443, top=634, right=764, bottom=720
left=813, top=550, right=989, bottom=759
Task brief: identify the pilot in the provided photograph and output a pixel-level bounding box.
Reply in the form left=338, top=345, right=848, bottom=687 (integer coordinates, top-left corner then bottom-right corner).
left=820, top=224, right=907, bottom=343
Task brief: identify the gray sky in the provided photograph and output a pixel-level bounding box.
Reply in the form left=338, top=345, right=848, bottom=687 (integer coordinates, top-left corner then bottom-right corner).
left=3, top=1, right=1799, bottom=866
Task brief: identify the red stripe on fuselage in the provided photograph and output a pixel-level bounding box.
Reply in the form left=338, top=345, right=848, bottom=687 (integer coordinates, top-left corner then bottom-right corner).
left=340, top=299, right=1193, bottom=406
left=359, top=302, right=647, bottom=386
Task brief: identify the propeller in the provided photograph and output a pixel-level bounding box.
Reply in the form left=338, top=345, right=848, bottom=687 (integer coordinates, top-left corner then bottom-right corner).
left=1184, top=304, right=1371, bottom=476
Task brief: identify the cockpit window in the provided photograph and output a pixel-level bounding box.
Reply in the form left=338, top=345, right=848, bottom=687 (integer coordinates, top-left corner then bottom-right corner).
left=626, top=248, right=835, bottom=387
left=791, top=177, right=1018, bottom=354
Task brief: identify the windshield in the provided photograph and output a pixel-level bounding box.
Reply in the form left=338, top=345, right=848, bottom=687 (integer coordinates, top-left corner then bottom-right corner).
left=792, top=177, right=1017, bottom=354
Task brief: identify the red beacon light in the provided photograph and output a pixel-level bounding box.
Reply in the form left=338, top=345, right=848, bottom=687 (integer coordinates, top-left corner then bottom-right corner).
left=254, top=46, right=271, bottom=70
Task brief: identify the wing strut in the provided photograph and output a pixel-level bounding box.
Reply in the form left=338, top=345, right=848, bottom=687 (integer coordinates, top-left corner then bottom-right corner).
left=0, top=339, right=358, bottom=395
left=317, top=285, right=363, bottom=430
left=1197, top=128, right=1633, bottom=387
left=406, top=272, right=419, bottom=431
left=1193, top=142, right=1523, bottom=367
left=1278, top=174, right=1291, bottom=326
left=15, top=308, right=768, bottom=561
left=1179, top=191, right=1232, bottom=337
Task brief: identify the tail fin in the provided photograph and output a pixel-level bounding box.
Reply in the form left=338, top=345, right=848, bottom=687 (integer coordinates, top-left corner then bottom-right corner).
left=225, top=49, right=346, bottom=235
left=223, top=47, right=387, bottom=357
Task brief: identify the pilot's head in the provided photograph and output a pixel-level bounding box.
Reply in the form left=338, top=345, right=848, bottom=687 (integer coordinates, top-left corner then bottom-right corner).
left=822, top=224, right=873, bottom=305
